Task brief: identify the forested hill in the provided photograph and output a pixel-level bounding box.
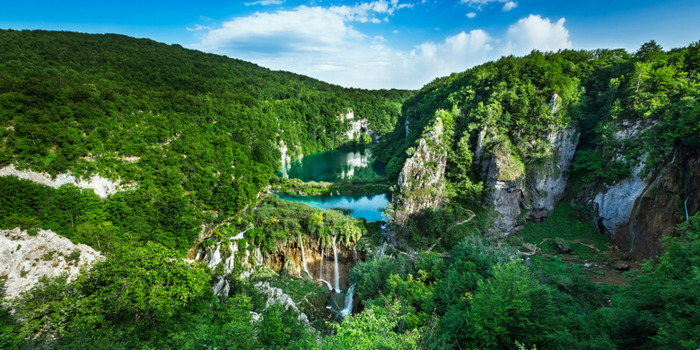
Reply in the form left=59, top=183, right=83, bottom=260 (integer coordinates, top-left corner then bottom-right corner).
left=0, top=29, right=410, bottom=252
left=376, top=41, right=700, bottom=180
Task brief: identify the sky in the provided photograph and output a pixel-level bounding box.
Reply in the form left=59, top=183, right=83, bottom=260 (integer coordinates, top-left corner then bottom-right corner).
left=2, top=0, right=700, bottom=90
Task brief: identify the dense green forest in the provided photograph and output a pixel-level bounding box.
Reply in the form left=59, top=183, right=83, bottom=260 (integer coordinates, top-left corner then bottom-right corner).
left=1, top=30, right=699, bottom=349
left=0, top=29, right=409, bottom=253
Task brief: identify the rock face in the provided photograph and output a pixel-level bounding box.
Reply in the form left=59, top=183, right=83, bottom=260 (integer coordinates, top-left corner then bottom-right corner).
left=392, top=117, right=448, bottom=226
left=592, top=161, right=650, bottom=240
left=254, top=281, right=309, bottom=324
left=594, top=146, right=699, bottom=257
left=339, top=108, right=378, bottom=143
left=0, top=228, right=101, bottom=299
left=475, top=125, right=579, bottom=236
left=0, top=164, right=126, bottom=198
left=522, top=127, right=579, bottom=221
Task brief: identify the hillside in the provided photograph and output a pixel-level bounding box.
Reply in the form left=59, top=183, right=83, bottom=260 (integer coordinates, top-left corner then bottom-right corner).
left=0, top=29, right=410, bottom=252
left=0, top=30, right=698, bottom=350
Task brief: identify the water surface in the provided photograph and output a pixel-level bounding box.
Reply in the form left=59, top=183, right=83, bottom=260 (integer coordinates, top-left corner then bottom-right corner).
left=278, top=148, right=386, bottom=182
left=276, top=193, right=389, bottom=222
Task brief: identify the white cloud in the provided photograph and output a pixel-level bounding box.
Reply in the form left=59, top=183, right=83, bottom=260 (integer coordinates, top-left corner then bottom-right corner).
left=244, top=0, right=284, bottom=6
left=460, top=0, right=518, bottom=12
left=504, top=15, right=572, bottom=56
left=466, top=12, right=477, bottom=18
left=502, top=1, right=517, bottom=11
left=190, top=8, right=572, bottom=89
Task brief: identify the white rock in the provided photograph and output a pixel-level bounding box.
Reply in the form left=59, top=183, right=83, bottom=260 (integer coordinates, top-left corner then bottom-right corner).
left=0, top=228, right=101, bottom=299
left=0, top=164, right=127, bottom=198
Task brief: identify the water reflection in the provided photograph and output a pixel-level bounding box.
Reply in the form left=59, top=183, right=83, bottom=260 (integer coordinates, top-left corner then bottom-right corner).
left=276, top=193, right=389, bottom=222
left=279, top=148, right=386, bottom=182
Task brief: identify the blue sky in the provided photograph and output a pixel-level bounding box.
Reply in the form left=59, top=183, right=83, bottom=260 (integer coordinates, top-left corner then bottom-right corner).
left=2, top=0, right=699, bottom=89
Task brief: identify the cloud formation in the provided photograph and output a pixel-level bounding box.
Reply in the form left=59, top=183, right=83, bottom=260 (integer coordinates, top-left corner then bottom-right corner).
left=505, top=15, right=572, bottom=56
left=244, top=0, right=285, bottom=6
left=459, top=0, right=518, bottom=11
left=191, top=4, right=571, bottom=89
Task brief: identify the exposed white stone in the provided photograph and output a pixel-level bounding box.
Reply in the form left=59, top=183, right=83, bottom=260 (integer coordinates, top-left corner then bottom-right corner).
left=593, top=161, right=649, bottom=239
left=254, top=281, right=309, bottom=324
left=0, top=164, right=127, bottom=198
left=0, top=228, right=101, bottom=299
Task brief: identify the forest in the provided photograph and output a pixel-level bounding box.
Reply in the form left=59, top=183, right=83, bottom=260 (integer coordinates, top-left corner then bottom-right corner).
left=0, top=30, right=699, bottom=349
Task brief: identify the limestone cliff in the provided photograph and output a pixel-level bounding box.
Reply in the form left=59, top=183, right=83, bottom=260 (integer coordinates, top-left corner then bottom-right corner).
left=0, top=164, right=127, bottom=198
left=391, top=116, right=447, bottom=226
left=339, top=108, right=379, bottom=143
left=475, top=125, right=579, bottom=236
left=1, top=228, right=100, bottom=299
left=590, top=145, right=699, bottom=258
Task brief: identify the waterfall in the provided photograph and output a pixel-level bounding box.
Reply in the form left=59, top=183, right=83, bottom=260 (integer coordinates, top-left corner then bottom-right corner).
left=339, top=284, right=356, bottom=317
left=319, top=279, right=333, bottom=291
left=320, top=249, right=325, bottom=280
left=685, top=195, right=690, bottom=221
left=224, top=242, right=237, bottom=273
left=299, top=235, right=312, bottom=279
left=332, top=235, right=340, bottom=293
left=208, top=244, right=222, bottom=269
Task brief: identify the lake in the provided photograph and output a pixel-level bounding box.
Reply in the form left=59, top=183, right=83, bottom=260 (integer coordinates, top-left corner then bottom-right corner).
left=276, top=193, right=389, bottom=222
left=278, top=148, right=386, bottom=182
left=276, top=148, right=389, bottom=222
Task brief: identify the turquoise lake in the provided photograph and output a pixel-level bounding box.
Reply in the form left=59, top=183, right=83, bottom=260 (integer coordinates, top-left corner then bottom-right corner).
left=276, top=148, right=389, bottom=222
left=278, top=148, right=386, bottom=182
left=276, top=193, right=389, bottom=222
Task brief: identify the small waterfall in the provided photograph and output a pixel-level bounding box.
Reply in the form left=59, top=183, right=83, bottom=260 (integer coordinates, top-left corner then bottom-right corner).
left=255, top=248, right=263, bottom=265
left=299, top=235, right=312, bottom=279
left=319, top=249, right=325, bottom=280
left=208, top=244, right=222, bottom=269
left=332, top=235, right=340, bottom=292
left=224, top=242, right=237, bottom=273
left=685, top=195, right=690, bottom=221
left=319, top=279, right=333, bottom=291
left=339, top=284, right=356, bottom=317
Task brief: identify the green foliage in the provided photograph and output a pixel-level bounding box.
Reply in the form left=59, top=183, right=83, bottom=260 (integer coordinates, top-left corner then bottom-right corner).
left=77, top=242, right=211, bottom=326
left=321, top=299, right=421, bottom=349
left=604, top=213, right=700, bottom=349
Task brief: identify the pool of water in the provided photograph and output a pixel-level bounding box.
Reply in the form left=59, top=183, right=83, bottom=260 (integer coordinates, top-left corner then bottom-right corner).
left=278, top=148, right=386, bottom=182
left=276, top=193, right=389, bottom=222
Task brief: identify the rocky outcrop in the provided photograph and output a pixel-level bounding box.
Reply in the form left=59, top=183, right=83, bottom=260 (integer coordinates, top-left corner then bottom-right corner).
left=254, top=281, right=309, bottom=324
left=0, top=164, right=127, bottom=198
left=0, top=228, right=101, bottom=299
left=592, top=161, right=650, bottom=240
left=522, top=127, right=579, bottom=221
left=475, top=125, right=579, bottom=236
left=339, top=108, right=378, bottom=143
left=593, top=146, right=699, bottom=257
left=392, top=117, right=447, bottom=226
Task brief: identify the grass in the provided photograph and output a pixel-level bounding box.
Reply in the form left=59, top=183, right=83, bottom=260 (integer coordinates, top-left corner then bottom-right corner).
left=514, top=202, right=611, bottom=260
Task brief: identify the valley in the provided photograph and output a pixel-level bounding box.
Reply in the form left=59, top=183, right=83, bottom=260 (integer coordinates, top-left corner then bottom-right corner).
left=0, top=30, right=698, bottom=349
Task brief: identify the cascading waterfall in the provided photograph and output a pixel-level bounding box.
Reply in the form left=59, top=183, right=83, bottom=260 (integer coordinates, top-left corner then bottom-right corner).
left=685, top=195, right=690, bottom=221
left=332, top=235, right=340, bottom=293
left=339, top=284, right=356, bottom=317
left=317, top=248, right=332, bottom=290
left=208, top=244, right=222, bottom=269
left=299, top=235, right=312, bottom=279
left=224, top=242, right=237, bottom=273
